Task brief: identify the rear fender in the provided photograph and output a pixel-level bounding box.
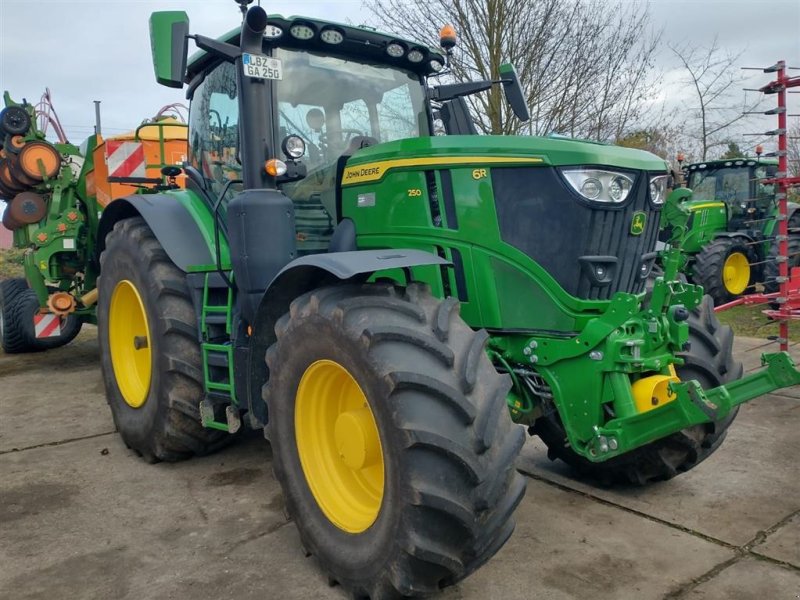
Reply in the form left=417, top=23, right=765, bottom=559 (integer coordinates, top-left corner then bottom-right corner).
left=96, top=190, right=228, bottom=271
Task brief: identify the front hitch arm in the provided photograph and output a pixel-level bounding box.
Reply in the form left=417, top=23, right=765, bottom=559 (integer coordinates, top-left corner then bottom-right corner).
left=584, top=351, right=800, bottom=461
left=670, top=351, right=800, bottom=421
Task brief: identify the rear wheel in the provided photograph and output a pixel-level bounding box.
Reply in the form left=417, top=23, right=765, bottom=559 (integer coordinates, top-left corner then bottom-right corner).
left=692, top=237, right=753, bottom=304
left=764, top=233, right=800, bottom=293
left=533, top=295, right=742, bottom=486
left=0, top=278, right=81, bottom=353
left=263, top=283, right=526, bottom=598
left=98, top=217, right=229, bottom=462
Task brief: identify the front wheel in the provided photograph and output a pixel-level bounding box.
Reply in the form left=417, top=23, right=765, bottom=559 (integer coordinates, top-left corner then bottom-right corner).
left=533, top=295, right=742, bottom=486
left=263, top=283, right=526, bottom=598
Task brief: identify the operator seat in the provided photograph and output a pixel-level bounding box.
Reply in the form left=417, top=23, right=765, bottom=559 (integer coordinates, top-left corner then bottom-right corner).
left=329, top=135, right=379, bottom=253
left=334, top=135, right=379, bottom=216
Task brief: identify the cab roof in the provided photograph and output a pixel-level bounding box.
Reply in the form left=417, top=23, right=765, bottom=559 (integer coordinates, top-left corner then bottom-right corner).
left=186, top=14, right=445, bottom=81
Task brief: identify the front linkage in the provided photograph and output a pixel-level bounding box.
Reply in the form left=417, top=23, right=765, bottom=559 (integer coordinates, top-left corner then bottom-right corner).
left=490, top=187, right=800, bottom=463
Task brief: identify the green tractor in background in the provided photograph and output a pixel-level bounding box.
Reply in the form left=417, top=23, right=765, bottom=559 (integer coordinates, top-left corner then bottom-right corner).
left=676, top=157, right=800, bottom=304
left=90, top=2, right=800, bottom=597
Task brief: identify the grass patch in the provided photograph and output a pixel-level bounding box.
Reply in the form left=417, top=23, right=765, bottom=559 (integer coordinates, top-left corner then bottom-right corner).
left=0, top=248, right=24, bottom=281
left=716, top=303, right=799, bottom=341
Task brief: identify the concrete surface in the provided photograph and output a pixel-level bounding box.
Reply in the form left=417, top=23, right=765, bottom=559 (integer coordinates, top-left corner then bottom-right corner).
left=1, top=329, right=798, bottom=599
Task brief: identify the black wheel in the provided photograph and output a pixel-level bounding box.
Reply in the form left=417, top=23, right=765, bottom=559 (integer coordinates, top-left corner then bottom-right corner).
left=533, top=295, right=742, bottom=486
left=763, top=233, right=800, bottom=293
left=0, top=106, right=31, bottom=136
left=98, top=217, right=230, bottom=462
left=263, top=283, right=526, bottom=598
left=1, top=278, right=37, bottom=353
left=0, top=278, right=82, bottom=353
left=691, top=237, right=753, bottom=304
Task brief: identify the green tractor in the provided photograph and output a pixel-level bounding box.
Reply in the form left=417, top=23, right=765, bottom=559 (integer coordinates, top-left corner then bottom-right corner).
left=676, top=157, right=800, bottom=303
left=93, top=2, right=800, bottom=597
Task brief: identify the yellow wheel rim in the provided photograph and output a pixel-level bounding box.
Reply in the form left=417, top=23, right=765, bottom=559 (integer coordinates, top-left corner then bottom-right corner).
left=109, top=280, right=152, bottom=408
left=722, top=252, right=750, bottom=295
left=295, top=359, right=385, bottom=533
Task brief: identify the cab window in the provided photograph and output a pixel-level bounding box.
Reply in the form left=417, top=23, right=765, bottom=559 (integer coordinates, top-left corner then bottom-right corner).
left=274, top=48, right=428, bottom=254
left=189, top=61, right=241, bottom=203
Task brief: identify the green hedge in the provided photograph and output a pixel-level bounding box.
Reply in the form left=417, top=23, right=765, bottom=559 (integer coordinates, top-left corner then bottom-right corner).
left=0, top=248, right=25, bottom=281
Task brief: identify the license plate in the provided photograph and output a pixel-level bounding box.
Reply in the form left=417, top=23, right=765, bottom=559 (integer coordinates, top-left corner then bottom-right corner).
left=242, top=53, right=282, bottom=80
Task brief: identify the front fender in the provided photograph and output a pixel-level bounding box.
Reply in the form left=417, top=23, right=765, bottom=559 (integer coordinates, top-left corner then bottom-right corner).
left=245, top=249, right=450, bottom=426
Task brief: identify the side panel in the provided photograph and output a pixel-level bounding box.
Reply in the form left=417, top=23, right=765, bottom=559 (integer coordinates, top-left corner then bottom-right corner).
left=681, top=201, right=728, bottom=254
left=96, top=190, right=230, bottom=272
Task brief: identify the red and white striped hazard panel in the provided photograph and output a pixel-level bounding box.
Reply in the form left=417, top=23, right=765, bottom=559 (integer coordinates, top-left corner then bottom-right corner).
left=105, top=141, right=146, bottom=179
left=34, top=314, right=62, bottom=339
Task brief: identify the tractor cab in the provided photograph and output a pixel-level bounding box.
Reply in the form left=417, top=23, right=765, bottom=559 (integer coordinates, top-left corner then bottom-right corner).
left=178, top=14, right=526, bottom=257
left=678, top=157, right=785, bottom=303
left=684, top=158, right=777, bottom=234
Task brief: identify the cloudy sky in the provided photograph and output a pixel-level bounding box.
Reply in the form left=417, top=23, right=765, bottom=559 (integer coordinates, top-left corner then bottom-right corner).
left=1, top=0, right=798, bottom=146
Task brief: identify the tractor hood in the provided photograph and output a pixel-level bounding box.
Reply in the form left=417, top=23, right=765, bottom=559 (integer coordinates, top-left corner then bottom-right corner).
left=345, top=135, right=669, bottom=173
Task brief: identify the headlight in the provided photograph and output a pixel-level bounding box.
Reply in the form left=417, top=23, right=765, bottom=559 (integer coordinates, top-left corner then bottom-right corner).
left=407, top=49, right=425, bottom=63
left=649, top=174, right=668, bottom=205
left=560, top=168, right=634, bottom=203
left=289, top=24, right=315, bottom=40
left=386, top=42, right=406, bottom=58
left=320, top=28, right=344, bottom=45
left=282, top=135, right=306, bottom=159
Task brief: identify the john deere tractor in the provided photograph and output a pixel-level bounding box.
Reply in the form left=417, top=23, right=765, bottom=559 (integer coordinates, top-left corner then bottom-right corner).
left=93, top=2, right=800, bottom=597
left=678, top=157, right=800, bottom=303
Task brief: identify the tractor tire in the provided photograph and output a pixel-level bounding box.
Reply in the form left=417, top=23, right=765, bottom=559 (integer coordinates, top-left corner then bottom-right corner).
left=533, top=295, right=742, bottom=486
left=97, top=217, right=230, bottom=463
left=763, top=233, right=800, bottom=293
left=691, top=237, right=753, bottom=305
left=263, top=283, right=526, bottom=598
left=0, top=278, right=82, bottom=353
left=0, top=106, right=31, bottom=136
left=1, top=278, right=37, bottom=353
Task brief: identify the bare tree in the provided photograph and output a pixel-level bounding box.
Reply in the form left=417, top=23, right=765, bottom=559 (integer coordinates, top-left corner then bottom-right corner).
left=366, top=0, right=663, bottom=139
left=670, top=39, right=756, bottom=160
left=617, top=125, right=682, bottom=160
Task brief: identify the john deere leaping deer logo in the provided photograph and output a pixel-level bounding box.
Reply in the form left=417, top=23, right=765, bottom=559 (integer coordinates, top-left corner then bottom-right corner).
left=631, top=211, right=646, bottom=236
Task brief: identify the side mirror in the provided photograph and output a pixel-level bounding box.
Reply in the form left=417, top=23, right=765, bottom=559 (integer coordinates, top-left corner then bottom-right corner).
left=499, top=63, right=530, bottom=123
left=150, top=11, right=190, bottom=89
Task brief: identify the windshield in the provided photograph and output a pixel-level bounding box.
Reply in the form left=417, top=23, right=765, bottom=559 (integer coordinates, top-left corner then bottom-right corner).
left=275, top=48, right=428, bottom=253
left=688, top=167, right=751, bottom=203
left=688, top=165, right=776, bottom=206
left=276, top=48, right=428, bottom=164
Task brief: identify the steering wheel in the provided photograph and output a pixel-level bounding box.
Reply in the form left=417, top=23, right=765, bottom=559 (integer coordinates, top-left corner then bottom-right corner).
left=320, top=128, right=366, bottom=147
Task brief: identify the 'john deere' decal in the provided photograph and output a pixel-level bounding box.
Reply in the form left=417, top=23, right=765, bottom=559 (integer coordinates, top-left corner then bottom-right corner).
left=630, top=211, right=646, bottom=236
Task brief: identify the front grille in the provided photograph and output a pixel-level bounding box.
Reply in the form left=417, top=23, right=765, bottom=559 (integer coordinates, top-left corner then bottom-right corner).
left=491, top=166, right=661, bottom=300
